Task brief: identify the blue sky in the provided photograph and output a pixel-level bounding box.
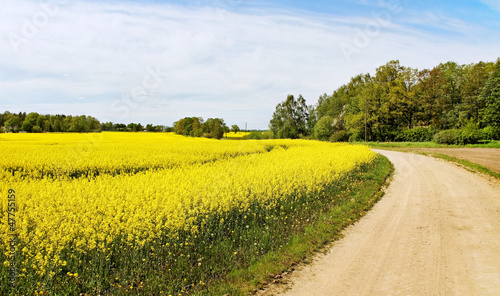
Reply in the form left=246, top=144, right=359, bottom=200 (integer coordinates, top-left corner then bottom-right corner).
left=1, top=0, right=499, bottom=129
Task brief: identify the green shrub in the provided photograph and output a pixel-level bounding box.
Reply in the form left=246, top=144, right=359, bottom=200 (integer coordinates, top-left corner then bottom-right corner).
left=31, top=125, right=43, bottom=133
left=193, top=128, right=204, bottom=138
left=433, top=130, right=457, bottom=145
left=277, top=124, right=298, bottom=139
left=433, top=129, right=480, bottom=145
left=244, top=131, right=263, bottom=140
left=330, top=130, right=349, bottom=142
left=395, top=127, right=436, bottom=142
left=480, top=126, right=500, bottom=141
left=348, top=132, right=363, bottom=142
left=461, top=129, right=480, bottom=145
left=262, top=130, right=274, bottom=139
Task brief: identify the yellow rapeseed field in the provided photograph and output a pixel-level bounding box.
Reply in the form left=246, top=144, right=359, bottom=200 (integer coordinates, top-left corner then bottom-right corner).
left=223, top=131, right=250, bottom=138
left=0, top=132, right=376, bottom=293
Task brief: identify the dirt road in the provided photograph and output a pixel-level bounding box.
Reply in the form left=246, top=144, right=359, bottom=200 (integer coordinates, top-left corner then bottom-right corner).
left=272, top=150, right=500, bottom=295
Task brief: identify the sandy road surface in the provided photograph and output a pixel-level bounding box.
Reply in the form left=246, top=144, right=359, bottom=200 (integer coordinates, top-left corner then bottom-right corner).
left=271, top=150, right=500, bottom=296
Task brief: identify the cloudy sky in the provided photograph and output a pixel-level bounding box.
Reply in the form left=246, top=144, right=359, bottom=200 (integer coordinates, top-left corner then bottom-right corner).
left=1, top=0, right=499, bottom=129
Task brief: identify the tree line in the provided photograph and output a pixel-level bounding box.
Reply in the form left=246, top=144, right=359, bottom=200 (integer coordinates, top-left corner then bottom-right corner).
left=0, top=112, right=101, bottom=133
left=0, top=111, right=245, bottom=139
left=0, top=111, right=172, bottom=133
left=270, top=58, right=500, bottom=143
left=100, top=122, right=169, bottom=132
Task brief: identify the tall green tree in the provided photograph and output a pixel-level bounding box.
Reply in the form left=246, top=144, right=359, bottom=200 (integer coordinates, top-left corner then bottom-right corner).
left=270, top=94, right=310, bottom=139
left=414, top=67, right=446, bottom=127
left=0, top=112, right=6, bottom=127
left=204, top=118, right=226, bottom=139
left=313, top=115, right=335, bottom=141
left=4, top=116, right=21, bottom=132
left=146, top=124, right=155, bottom=132
left=21, top=112, right=39, bottom=132
left=359, top=79, right=386, bottom=141
left=479, top=60, right=500, bottom=128
left=174, top=117, right=200, bottom=136
left=230, top=125, right=240, bottom=133
left=52, top=118, right=62, bottom=132
left=439, top=62, right=465, bottom=129
left=460, top=61, right=494, bottom=124
left=306, top=105, right=317, bottom=136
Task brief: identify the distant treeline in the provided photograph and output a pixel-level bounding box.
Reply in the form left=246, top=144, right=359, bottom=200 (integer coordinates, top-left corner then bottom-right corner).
left=269, top=58, right=500, bottom=143
left=0, top=111, right=240, bottom=138
left=0, top=112, right=173, bottom=133
left=0, top=112, right=101, bottom=133
left=100, top=122, right=171, bottom=132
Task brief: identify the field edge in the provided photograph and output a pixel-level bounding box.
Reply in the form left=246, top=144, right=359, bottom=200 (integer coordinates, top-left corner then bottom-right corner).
left=198, top=154, right=394, bottom=296
left=420, top=153, right=500, bottom=180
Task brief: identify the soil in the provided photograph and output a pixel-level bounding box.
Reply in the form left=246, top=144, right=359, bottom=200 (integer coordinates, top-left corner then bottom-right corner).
left=259, top=150, right=500, bottom=296
left=387, top=147, right=500, bottom=173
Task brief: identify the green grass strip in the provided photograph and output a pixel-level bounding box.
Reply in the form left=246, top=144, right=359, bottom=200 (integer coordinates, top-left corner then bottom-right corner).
left=427, top=153, right=500, bottom=180
left=195, top=155, right=394, bottom=295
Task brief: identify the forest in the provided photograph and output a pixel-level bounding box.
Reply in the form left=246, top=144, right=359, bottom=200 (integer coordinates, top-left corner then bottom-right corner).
left=271, top=58, right=500, bottom=144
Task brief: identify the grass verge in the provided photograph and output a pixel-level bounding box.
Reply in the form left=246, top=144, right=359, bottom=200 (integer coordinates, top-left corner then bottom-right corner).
left=194, top=154, right=394, bottom=295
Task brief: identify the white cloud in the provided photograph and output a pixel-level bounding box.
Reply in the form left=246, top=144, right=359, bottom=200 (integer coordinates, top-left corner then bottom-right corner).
left=480, top=0, right=500, bottom=12
left=0, top=0, right=499, bottom=129
left=397, top=10, right=479, bottom=34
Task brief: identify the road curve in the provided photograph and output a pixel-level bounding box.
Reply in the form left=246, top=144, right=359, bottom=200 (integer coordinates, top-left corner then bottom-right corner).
left=277, top=150, right=500, bottom=296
